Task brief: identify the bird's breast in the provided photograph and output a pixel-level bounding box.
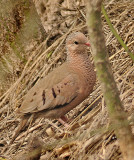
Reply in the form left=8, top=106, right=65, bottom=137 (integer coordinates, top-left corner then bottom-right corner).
left=78, top=68, right=96, bottom=97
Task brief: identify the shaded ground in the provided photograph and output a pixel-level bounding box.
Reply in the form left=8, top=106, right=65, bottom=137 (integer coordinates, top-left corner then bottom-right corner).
left=0, top=0, right=134, bottom=159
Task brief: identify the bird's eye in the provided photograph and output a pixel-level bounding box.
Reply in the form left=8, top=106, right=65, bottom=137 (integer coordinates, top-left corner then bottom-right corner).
left=74, top=41, right=79, bottom=45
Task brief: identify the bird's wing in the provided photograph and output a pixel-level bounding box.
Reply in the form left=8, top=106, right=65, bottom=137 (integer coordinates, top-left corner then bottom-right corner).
left=19, top=73, right=79, bottom=114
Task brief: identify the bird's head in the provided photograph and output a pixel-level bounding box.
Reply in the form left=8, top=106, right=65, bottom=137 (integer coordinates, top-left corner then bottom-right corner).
left=66, top=32, right=90, bottom=54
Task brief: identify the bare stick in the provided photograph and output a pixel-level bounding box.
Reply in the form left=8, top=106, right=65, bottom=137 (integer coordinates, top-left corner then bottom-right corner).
left=86, top=0, right=134, bottom=160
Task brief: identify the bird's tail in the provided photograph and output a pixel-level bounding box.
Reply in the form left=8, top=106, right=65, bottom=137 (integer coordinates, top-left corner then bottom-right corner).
left=10, top=115, right=30, bottom=145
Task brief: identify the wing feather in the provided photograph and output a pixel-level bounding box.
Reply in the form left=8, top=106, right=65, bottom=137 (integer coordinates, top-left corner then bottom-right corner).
left=19, top=72, right=79, bottom=114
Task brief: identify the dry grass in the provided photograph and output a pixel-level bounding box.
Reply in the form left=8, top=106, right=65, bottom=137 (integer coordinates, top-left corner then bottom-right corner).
left=0, top=0, right=134, bottom=159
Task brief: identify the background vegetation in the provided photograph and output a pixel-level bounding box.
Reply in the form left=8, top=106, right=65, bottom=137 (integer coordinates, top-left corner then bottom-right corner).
left=0, top=0, right=133, bottom=159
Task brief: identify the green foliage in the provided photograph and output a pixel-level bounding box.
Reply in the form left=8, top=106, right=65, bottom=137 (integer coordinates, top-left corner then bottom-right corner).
left=101, top=4, right=134, bottom=62
left=47, top=51, right=53, bottom=59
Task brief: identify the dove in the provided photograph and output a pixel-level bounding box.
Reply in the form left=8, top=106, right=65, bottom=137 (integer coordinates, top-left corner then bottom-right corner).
left=10, top=32, right=96, bottom=144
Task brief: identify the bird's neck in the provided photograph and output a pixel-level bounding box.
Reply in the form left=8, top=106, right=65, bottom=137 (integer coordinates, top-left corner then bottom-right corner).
left=67, top=51, right=93, bottom=73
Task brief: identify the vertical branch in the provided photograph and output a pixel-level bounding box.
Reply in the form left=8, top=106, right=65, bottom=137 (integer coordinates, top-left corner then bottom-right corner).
left=86, top=0, right=134, bottom=160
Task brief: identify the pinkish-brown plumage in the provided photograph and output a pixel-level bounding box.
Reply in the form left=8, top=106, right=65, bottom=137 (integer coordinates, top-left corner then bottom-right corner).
left=11, top=32, right=96, bottom=143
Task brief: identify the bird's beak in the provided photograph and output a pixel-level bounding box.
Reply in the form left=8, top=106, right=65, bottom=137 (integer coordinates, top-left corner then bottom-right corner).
left=85, top=43, right=90, bottom=47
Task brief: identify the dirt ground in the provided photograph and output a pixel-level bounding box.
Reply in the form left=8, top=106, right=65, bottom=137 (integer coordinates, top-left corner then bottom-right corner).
left=0, top=0, right=134, bottom=159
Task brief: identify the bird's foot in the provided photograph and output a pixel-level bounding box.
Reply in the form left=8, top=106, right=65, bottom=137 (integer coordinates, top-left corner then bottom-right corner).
left=58, top=115, right=69, bottom=128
